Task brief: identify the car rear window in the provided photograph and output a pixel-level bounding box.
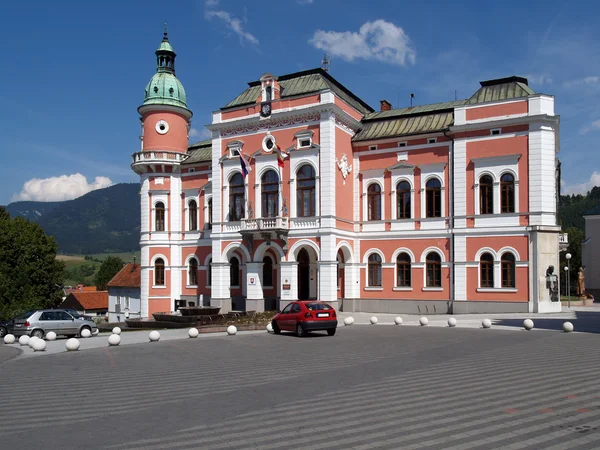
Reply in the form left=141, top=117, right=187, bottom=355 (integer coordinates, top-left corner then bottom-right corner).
left=14, top=311, right=35, bottom=320
left=306, top=303, right=332, bottom=311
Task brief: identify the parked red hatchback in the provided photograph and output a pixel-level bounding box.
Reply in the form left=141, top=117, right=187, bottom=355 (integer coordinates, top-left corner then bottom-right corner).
left=271, top=301, right=338, bottom=337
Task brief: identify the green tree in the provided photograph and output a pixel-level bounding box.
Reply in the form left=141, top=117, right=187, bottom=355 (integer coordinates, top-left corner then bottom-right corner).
left=559, top=227, right=585, bottom=296
left=0, top=207, right=65, bottom=320
left=94, top=256, right=125, bottom=290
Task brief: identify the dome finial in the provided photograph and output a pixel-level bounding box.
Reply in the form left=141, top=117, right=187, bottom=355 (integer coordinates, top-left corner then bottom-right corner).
left=163, top=22, right=168, bottom=39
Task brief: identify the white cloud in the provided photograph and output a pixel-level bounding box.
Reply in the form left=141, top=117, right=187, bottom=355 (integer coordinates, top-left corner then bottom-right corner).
left=525, top=74, right=553, bottom=85
left=580, top=119, right=600, bottom=135
left=11, top=174, right=113, bottom=202
left=562, top=171, right=600, bottom=195
left=189, top=127, right=211, bottom=140
left=309, top=20, right=416, bottom=66
left=564, top=76, right=600, bottom=88
left=205, top=2, right=259, bottom=46
left=297, top=0, right=314, bottom=4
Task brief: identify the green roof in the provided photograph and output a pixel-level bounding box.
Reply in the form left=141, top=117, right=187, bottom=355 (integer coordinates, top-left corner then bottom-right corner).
left=143, top=72, right=187, bottom=108
left=365, top=100, right=467, bottom=121
left=183, top=140, right=212, bottom=165
left=468, top=76, right=535, bottom=105
left=223, top=68, right=374, bottom=115
left=353, top=112, right=454, bottom=142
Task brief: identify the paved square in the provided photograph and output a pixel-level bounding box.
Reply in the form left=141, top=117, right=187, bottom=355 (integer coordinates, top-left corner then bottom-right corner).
left=1, top=326, right=600, bottom=449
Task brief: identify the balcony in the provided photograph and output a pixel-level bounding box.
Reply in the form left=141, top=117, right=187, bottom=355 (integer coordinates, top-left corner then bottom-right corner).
left=241, top=217, right=289, bottom=231
left=131, top=150, right=188, bottom=173
left=559, top=232, right=569, bottom=251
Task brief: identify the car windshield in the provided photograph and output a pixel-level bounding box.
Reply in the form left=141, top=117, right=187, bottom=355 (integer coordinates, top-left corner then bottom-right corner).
left=306, top=303, right=332, bottom=311
left=14, top=311, right=35, bottom=320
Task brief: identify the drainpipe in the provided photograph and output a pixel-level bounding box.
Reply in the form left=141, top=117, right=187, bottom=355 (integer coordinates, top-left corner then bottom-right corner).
left=443, top=129, right=455, bottom=313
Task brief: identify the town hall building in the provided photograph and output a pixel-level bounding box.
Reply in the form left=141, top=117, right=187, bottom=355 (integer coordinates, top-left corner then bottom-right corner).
left=131, top=31, right=562, bottom=317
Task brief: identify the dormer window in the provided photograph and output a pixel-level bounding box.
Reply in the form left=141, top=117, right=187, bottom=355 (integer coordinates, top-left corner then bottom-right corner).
left=227, top=140, right=243, bottom=158
left=294, top=130, right=314, bottom=150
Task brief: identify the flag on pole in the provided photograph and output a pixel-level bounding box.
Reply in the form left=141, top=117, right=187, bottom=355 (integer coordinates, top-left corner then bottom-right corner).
left=275, top=145, right=287, bottom=168
left=239, top=152, right=252, bottom=178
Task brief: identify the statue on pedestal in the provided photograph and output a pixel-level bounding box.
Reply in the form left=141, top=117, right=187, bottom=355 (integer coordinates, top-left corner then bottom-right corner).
left=576, top=267, right=586, bottom=298
left=545, top=265, right=559, bottom=302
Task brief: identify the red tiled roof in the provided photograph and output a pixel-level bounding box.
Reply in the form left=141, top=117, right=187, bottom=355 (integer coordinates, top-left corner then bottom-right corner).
left=65, top=292, right=108, bottom=311
left=107, top=263, right=141, bottom=288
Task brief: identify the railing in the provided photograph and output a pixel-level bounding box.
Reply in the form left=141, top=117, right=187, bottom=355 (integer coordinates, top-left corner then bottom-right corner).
left=559, top=233, right=569, bottom=244
left=241, top=217, right=289, bottom=231
left=132, top=150, right=188, bottom=164
left=290, top=217, right=321, bottom=229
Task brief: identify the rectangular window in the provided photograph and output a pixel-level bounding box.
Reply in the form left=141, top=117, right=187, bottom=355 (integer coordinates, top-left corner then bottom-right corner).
left=299, top=139, right=311, bottom=148
left=491, top=129, right=501, bottom=135
left=369, top=145, right=378, bottom=150
left=428, top=138, right=437, bottom=144
left=125, top=297, right=130, bottom=309
left=398, top=142, right=407, bottom=147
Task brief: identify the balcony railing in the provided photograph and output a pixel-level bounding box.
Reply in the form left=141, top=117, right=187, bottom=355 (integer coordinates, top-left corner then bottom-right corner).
left=241, top=217, right=289, bottom=231
left=559, top=233, right=569, bottom=244
left=132, top=151, right=188, bottom=164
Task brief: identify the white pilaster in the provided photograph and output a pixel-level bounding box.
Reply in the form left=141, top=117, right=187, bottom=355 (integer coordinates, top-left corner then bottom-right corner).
left=453, top=139, right=467, bottom=228
left=245, top=262, right=264, bottom=312
left=140, top=245, right=150, bottom=318
left=528, top=122, right=557, bottom=226
left=454, top=234, right=467, bottom=302
left=279, top=261, right=298, bottom=308
left=319, top=111, right=336, bottom=228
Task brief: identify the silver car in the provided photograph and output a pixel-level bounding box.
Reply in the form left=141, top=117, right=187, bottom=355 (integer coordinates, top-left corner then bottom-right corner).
left=11, top=309, right=98, bottom=339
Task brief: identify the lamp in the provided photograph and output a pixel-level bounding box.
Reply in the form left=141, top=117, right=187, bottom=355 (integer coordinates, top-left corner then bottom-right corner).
left=565, top=253, right=572, bottom=308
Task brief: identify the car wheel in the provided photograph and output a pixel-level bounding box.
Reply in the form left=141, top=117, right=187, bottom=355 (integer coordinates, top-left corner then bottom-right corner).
left=327, top=328, right=336, bottom=336
left=80, top=326, right=92, bottom=337
left=296, top=323, right=306, bottom=337
left=0, top=327, right=6, bottom=338
left=272, top=321, right=281, bottom=335
left=31, top=329, right=44, bottom=339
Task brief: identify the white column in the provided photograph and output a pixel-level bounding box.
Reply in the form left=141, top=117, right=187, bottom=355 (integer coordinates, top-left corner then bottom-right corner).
left=319, top=111, right=336, bottom=228
left=529, top=122, right=557, bottom=226
left=454, top=234, right=467, bottom=303
left=140, top=245, right=150, bottom=318
left=453, top=139, right=467, bottom=228
left=279, top=261, right=298, bottom=309
left=245, top=262, right=264, bottom=312
left=170, top=175, right=182, bottom=307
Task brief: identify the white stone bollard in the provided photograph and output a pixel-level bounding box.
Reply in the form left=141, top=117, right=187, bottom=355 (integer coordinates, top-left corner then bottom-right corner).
left=45, top=331, right=57, bottom=341
left=348, top=316, right=355, bottom=325
left=3, top=334, right=15, bottom=345
left=33, top=339, right=46, bottom=352
left=227, top=325, right=237, bottom=336
left=81, top=328, right=92, bottom=338
left=482, top=318, right=492, bottom=329
left=370, top=316, right=378, bottom=325
left=66, top=338, right=80, bottom=351
left=343, top=317, right=353, bottom=326
left=563, top=321, right=574, bottom=333
left=112, top=327, right=122, bottom=335
left=28, top=336, right=39, bottom=349
left=19, top=335, right=29, bottom=346
left=149, top=330, right=160, bottom=342
left=523, top=319, right=534, bottom=331
left=394, top=317, right=403, bottom=325
left=266, top=323, right=273, bottom=333
left=419, top=317, right=429, bottom=326
left=108, top=334, right=121, bottom=346
left=448, top=317, right=457, bottom=327
left=188, top=328, right=199, bottom=338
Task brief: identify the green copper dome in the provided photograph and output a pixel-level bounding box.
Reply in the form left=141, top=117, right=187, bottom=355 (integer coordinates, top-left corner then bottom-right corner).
left=142, top=29, right=188, bottom=109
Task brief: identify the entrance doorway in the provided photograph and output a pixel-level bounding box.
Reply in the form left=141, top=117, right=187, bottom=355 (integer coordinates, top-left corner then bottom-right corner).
left=298, top=248, right=310, bottom=300
left=337, top=250, right=345, bottom=300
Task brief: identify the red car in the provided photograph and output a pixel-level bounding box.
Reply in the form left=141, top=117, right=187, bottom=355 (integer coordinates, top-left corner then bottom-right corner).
left=271, top=301, right=338, bottom=337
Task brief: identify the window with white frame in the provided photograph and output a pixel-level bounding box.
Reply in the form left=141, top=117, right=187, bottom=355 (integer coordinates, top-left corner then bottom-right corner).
left=428, top=138, right=437, bottom=144
left=472, top=155, right=520, bottom=216
left=154, top=258, right=165, bottom=286
left=480, top=253, right=494, bottom=288
left=228, top=140, right=243, bottom=158
left=124, top=296, right=130, bottom=309
left=501, top=252, right=516, bottom=287
left=296, top=164, right=316, bottom=217
left=479, top=175, right=494, bottom=215
left=369, top=145, right=378, bottom=150
left=188, top=199, right=198, bottom=231
left=155, top=202, right=165, bottom=231
left=396, top=253, right=411, bottom=287
left=500, top=173, right=515, bottom=213
left=229, top=173, right=245, bottom=221
left=396, top=181, right=411, bottom=219
left=367, top=183, right=382, bottom=221
left=261, top=170, right=279, bottom=218
left=207, top=258, right=212, bottom=287
left=398, top=141, right=407, bottom=147
left=491, top=128, right=501, bottom=135
left=426, top=252, right=441, bottom=287
left=188, top=258, right=199, bottom=286
left=426, top=178, right=442, bottom=218
left=295, top=130, right=314, bottom=150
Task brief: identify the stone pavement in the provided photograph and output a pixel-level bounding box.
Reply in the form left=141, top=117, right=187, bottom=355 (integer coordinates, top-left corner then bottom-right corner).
left=1, top=325, right=600, bottom=449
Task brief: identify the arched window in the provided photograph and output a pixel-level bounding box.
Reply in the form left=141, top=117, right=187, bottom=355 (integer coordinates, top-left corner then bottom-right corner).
left=396, top=252, right=411, bottom=287
left=367, top=184, right=382, bottom=221
left=500, top=173, right=515, bottom=213
left=396, top=181, right=411, bottom=219
left=188, top=258, right=198, bottom=286
left=188, top=200, right=198, bottom=231
left=480, top=253, right=494, bottom=288
left=426, top=252, right=441, bottom=287
left=207, top=259, right=212, bottom=287
left=368, top=253, right=382, bottom=287
left=230, top=257, right=240, bottom=287
left=154, top=258, right=165, bottom=286
left=426, top=178, right=442, bottom=218
left=207, top=198, right=213, bottom=229
left=229, top=173, right=245, bottom=221
left=263, top=256, right=273, bottom=287
left=297, top=165, right=315, bottom=217
left=155, top=202, right=165, bottom=231
left=261, top=170, right=279, bottom=218
left=501, top=253, right=516, bottom=288
left=479, top=175, right=493, bottom=215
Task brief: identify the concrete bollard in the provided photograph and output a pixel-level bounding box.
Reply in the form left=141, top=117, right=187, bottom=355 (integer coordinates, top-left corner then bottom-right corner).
left=227, top=325, right=237, bottom=335
left=343, top=317, right=353, bottom=326
left=188, top=328, right=199, bottom=338
left=3, top=334, right=15, bottom=345
left=149, top=331, right=160, bottom=342
left=66, top=338, right=80, bottom=351
left=523, top=319, right=534, bottom=331
left=394, top=317, right=403, bottom=325
left=112, top=327, right=122, bottom=335
left=448, top=317, right=457, bottom=327
left=33, top=339, right=46, bottom=352
left=482, top=318, right=492, bottom=329
left=370, top=316, right=378, bottom=325
left=81, top=328, right=92, bottom=338
left=563, top=321, right=574, bottom=333
left=19, top=335, right=30, bottom=346
left=108, top=334, right=121, bottom=346
left=266, top=323, right=274, bottom=333
left=419, top=317, right=429, bottom=326
left=45, top=331, right=57, bottom=341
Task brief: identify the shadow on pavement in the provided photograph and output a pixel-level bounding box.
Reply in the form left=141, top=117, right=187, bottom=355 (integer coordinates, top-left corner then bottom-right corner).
left=493, top=310, right=600, bottom=334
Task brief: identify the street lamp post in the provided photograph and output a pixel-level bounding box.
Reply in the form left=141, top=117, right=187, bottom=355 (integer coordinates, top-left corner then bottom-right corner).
left=566, top=253, right=572, bottom=308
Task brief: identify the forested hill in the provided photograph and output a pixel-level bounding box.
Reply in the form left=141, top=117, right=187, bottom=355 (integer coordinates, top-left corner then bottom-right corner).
left=5, top=183, right=141, bottom=254
left=559, top=186, right=600, bottom=231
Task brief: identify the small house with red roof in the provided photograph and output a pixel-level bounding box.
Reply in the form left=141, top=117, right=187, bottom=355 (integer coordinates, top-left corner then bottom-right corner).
left=107, top=263, right=141, bottom=323
left=60, top=291, right=108, bottom=317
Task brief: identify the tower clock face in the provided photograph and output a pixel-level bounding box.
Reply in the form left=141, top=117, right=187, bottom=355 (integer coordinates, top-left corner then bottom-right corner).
left=156, top=120, right=169, bottom=134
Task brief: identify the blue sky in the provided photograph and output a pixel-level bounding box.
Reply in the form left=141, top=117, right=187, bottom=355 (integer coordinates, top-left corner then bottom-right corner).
left=2, top=0, right=599, bottom=205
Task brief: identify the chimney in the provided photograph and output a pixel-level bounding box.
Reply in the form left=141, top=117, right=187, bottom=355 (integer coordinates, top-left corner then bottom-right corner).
left=380, top=100, right=392, bottom=112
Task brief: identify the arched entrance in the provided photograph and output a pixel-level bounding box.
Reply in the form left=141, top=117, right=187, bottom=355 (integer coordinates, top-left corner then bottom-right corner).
left=298, top=248, right=310, bottom=300
left=337, top=249, right=345, bottom=300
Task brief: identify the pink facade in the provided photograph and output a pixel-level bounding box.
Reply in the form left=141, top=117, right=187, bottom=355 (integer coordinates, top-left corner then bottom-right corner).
left=133, top=34, right=562, bottom=316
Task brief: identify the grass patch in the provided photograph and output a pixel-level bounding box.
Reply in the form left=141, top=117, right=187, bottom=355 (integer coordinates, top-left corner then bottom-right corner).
left=57, top=252, right=140, bottom=287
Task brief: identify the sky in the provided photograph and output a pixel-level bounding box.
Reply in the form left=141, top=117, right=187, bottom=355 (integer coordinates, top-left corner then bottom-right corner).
left=2, top=0, right=600, bottom=205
